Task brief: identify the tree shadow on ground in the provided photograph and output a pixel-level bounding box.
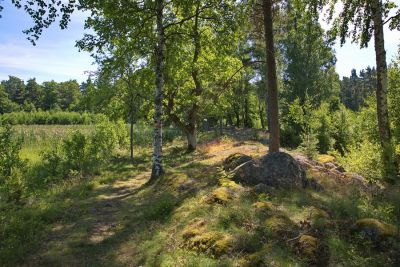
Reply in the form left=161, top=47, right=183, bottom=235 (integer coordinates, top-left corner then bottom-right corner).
left=22, top=145, right=219, bottom=267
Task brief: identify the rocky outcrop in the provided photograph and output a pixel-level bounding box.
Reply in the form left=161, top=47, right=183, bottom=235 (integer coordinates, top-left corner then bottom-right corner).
left=231, top=152, right=308, bottom=189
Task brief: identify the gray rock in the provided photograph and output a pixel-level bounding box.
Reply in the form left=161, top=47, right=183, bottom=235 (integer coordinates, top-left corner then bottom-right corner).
left=324, top=162, right=336, bottom=169
left=253, top=183, right=269, bottom=193
left=223, top=153, right=253, bottom=171
left=335, top=165, right=346, bottom=173
left=232, top=152, right=308, bottom=189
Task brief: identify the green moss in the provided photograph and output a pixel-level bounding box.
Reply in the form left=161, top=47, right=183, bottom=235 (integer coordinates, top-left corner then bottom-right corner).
left=353, top=218, right=397, bottom=239
left=223, top=153, right=252, bottom=171
left=204, top=187, right=234, bottom=204
left=316, top=154, right=336, bottom=164
left=264, top=215, right=297, bottom=238
left=219, top=178, right=243, bottom=190
left=252, top=201, right=274, bottom=210
left=298, top=235, right=318, bottom=258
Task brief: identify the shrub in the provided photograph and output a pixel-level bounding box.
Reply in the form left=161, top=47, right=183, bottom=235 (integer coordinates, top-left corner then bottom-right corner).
left=0, top=125, right=26, bottom=203
left=40, top=120, right=126, bottom=181
left=332, top=106, right=354, bottom=155
left=299, top=127, right=319, bottom=158
left=281, top=99, right=304, bottom=148
left=63, top=132, right=89, bottom=175
left=313, top=103, right=334, bottom=154
left=338, top=140, right=383, bottom=182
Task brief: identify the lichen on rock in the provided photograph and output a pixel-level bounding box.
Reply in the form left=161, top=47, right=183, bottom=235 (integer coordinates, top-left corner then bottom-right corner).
left=231, top=152, right=308, bottom=189
left=222, top=153, right=253, bottom=172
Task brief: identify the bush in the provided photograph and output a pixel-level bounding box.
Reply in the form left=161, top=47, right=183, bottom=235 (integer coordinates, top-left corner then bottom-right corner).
left=338, top=140, right=383, bottom=182
left=0, top=125, right=26, bottom=203
left=332, top=106, right=354, bottom=155
left=299, top=127, right=319, bottom=158
left=313, top=103, right=334, bottom=154
left=40, top=120, right=127, bottom=181
left=281, top=99, right=304, bottom=148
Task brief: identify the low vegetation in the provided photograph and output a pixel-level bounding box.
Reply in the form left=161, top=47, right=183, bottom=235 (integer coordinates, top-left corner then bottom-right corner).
left=1, top=125, right=400, bottom=266
left=0, top=111, right=104, bottom=125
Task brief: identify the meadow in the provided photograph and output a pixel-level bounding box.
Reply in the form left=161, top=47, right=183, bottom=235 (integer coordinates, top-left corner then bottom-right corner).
left=14, top=124, right=182, bottom=162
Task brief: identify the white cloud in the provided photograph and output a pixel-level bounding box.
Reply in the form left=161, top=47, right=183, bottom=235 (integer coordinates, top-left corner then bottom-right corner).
left=0, top=41, right=95, bottom=82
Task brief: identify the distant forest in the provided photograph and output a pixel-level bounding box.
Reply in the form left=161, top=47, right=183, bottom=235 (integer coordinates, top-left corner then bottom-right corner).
left=0, top=66, right=378, bottom=116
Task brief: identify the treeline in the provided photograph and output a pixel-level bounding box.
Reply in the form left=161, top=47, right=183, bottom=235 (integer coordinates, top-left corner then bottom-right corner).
left=0, top=76, right=91, bottom=113
left=340, top=67, right=377, bottom=111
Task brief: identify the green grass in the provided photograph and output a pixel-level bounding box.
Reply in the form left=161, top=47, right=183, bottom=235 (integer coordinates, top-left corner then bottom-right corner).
left=1, top=128, right=400, bottom=266
left=14, top=124, right=182, bottom=162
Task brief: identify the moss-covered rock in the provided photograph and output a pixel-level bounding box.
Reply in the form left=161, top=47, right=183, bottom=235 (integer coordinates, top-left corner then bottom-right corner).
left=298, top=235, right=318, bottom=257
left=204, top=187, right=234, bottom=204
left=181, top=219, right=207, bottom=239
left=316, top=154, right=336, bottom=164
left=223, top=153, right=253, bottom=171
left=252, top=201, right=274, bottom=210
left=308, top=206, right=329, bottom=219
left=219, top=178, right=243, bottom=190
left=232, top=152, right=308, bottom=189
left=353, top=218, right=397, bottom=240
left=264, top=215, right=297, bottom=238
left=241, top=250, right=266, bottom=267
left=181, top=220, right=234, bottom=256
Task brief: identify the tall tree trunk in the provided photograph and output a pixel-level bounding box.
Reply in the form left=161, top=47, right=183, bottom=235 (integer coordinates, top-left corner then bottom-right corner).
left=130, top=110, right=134, bottom=163
left=187, top=2, right=202, bottom=151
left=151, top=0, right=166, bottom=180
left=263, top=0, right=280, bottom=153
left=259, top=102, right=265, bottom=129
left=371, top=0, right=397, bottom=180
left=234, top=109, right=240, bottom=127
left=186, top=127, right=197, bottom=151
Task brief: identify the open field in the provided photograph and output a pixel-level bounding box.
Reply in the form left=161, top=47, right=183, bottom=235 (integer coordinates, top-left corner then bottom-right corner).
left=13, top=124, right=182, bottom=163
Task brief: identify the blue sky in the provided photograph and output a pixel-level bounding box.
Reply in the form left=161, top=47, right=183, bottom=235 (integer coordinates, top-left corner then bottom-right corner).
left=0, top=1, right=95, bottom=83
left=0, top=1, right=399, bottom=84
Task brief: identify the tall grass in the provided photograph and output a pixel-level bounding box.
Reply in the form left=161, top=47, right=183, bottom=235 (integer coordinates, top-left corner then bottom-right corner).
left=14, top=124, right=182, bottom=162
left=130, top=124, right=182, bottom=145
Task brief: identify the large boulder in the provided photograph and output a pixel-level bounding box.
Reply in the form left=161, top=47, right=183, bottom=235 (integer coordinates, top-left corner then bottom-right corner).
left=232, top=152, right=308, bottom=189
left=223, top=153, right=253, bottom=171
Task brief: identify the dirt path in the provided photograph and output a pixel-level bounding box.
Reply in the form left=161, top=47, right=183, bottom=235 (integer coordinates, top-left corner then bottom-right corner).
left=25, top=169, right=150, bottom=267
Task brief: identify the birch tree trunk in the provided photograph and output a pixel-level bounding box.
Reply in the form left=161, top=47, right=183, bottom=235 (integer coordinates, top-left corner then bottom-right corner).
left=263, top=0, right=280, bottom=153
left=151, top=0, right=166, bottom=180
left=371, top=0, right=397, bottom=180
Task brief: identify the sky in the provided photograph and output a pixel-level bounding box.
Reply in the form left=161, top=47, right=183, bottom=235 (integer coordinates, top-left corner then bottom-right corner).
left=0, top=2, right=399, bottom=84
left=0, top=1, right=95, bottom=83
